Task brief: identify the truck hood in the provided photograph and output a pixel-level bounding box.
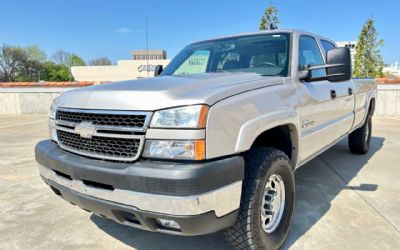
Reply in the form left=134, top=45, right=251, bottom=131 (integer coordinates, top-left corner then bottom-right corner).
left=55, top=72, right=283, bottom=111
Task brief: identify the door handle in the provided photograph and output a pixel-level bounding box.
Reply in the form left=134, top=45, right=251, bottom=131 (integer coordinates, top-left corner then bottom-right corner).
left=330, top=89, right=337, bottom=99
left=348, top=87, right=353, bottom=95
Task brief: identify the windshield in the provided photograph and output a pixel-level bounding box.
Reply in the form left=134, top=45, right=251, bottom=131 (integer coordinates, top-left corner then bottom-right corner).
left=162, top=33, right=290, bottom=77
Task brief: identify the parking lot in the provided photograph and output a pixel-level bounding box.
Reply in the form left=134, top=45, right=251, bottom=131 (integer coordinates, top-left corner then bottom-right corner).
left=0, top=115, right=399, bottom=250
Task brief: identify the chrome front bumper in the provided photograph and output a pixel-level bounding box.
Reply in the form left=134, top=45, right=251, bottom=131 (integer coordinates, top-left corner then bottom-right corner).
left=39, top=164, right=242, bottom=217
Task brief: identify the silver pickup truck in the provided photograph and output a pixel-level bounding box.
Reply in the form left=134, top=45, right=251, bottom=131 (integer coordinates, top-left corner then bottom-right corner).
left=35, top=29, right=376, bottom=249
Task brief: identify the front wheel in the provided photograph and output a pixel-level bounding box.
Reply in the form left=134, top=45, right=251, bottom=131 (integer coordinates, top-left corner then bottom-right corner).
left=224, top=148, right=295, bottom=250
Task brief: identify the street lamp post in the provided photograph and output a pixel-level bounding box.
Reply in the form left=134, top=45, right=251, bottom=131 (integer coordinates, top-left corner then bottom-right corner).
left=38, top=70, right=44, bottom=82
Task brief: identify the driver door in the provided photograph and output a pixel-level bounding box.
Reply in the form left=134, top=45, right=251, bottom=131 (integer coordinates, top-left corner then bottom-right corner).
left=297, top=35, right=338, bottom=162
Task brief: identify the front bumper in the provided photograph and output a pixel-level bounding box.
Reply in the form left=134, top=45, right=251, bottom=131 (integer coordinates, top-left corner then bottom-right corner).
left=35, top=140, right=244, bottom=235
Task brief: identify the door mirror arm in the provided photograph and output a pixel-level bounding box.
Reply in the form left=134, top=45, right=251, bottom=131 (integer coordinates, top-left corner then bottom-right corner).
left=154, top=65, right=163, bottom=77
left=299, top=63, right=347, bottom=82
left=298, top=47, right=352, bottom=83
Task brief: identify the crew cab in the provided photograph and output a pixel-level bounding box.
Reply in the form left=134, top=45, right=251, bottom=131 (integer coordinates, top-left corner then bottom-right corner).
left=35, top=29, right=376, bottom=250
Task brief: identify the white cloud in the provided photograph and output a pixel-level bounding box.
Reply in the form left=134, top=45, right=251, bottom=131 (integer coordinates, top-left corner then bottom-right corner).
left=116, top=27, right=133, bottom=33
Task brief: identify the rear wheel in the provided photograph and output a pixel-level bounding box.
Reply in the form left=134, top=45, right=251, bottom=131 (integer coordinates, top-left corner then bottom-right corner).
left=224, top=148, right=295, bottom=250
left=348, top=114, right=372, bottom=154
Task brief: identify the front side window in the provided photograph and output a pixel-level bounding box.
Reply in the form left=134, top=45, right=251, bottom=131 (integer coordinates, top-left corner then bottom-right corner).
left=162, top=33, right=290, bottom=77
left=299, top=35, right=325, bottom=78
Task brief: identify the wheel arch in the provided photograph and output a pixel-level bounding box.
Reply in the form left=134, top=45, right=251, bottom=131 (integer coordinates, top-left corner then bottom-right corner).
left=235, top=110, right=300, bottom=168
left=368, top=97, right=375, bottom=115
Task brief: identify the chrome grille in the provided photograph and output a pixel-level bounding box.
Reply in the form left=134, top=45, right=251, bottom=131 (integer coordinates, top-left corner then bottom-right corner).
left=56, top=109, right=147, bottom=129
left=57, top=130, right=140, bottom=160
left=54, top=108, right=150, bottom=162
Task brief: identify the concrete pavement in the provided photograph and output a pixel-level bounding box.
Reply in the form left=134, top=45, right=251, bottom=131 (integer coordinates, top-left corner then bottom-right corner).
left=0, top=115, right=399, bottom=250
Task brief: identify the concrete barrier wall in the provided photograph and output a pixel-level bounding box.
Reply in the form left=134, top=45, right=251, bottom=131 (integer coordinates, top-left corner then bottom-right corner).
left=0, top=85, right=399, bottom=116
left=0, top=88, right=74, bottom=115
left=375, top=84, right=400, bottom=117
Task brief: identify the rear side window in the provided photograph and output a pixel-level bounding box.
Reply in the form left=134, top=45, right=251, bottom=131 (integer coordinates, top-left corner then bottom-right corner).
left=321, top=40, right=336, bottom=52
left=299, top=35, right=325, bottom=77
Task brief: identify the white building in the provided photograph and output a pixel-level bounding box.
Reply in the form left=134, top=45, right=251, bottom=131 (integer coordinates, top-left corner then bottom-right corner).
left=383, top=62, right=400, bottom=76
left=336, top=41, right=357, bottom=66
left=72, top=50, right=170, bottom=82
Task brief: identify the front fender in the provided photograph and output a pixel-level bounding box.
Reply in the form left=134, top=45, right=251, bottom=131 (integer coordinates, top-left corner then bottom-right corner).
left=205, top=82, right=299, bottom=161
left=235, top=109, right=299, bottom=153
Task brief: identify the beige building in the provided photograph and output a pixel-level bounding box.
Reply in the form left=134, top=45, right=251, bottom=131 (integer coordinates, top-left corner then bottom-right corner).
left=132, top=50, right=166, bottom=60
left=72, top=49, right=170, bottom=82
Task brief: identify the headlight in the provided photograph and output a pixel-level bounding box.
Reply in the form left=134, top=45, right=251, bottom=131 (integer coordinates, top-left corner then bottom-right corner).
left=49, top=101, right=58, bottom=142
left=150, top=105, right=209, bottom=128
left=143, top=140, right=205, bottom=160
left=49, top=119, right=58, bottom=142
left=49, top=101, right=57, bottom=119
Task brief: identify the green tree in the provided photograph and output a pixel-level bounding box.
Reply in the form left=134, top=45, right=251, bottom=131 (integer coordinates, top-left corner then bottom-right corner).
left=42, top=61, right=72, bottom=81
left=89, top=57, right=112, bottom=66
left=0, top=45, right=26, bottom=81
left=17, top=45, right=48, bottom=81
left=353, top=17, right=384, bottom=78
left=69, top=53, right=86, bottom=66
left=25, top=45, right=47, bottom=62
left=16, top=58, right=44, bottom=82
left=51, top=50, right=86, bottom=81
left=259, top=6, right=280, bottom=30
left=0, top=44, right=49, bottom=82
left=0, top=45, right=85, bottom=82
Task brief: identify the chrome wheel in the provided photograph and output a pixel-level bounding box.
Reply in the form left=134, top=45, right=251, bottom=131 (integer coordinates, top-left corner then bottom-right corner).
left=261, top=174, right=285, bottom=233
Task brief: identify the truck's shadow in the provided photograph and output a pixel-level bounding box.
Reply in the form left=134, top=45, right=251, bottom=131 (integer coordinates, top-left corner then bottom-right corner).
left=90, top=136, right=384, bottom=250
left=90, top=215, right=231, bottom=249
left=282, top=136, right=384, bottom=249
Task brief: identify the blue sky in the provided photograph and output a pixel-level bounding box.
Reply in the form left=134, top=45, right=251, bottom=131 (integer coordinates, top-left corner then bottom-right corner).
left=1, top=0, right=398, bottom=64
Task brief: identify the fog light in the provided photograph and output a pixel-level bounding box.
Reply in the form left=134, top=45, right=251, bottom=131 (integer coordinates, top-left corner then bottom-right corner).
left=157, top=219, right=180, bottom=230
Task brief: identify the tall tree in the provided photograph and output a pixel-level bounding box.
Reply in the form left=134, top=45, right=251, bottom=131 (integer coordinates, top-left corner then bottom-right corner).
left=52, top=50, right=85, bottom=81
left=259, top=6, right=280, bottom=30
left=25, top=45, right=47, bottom=62
left=52, top=50, right=72, bottom=66
left=17, top=45, right=47, bottom=81
left=0, top=45, right=27, bottom=81
left=17, top=57, right=44, bottom=82
left=353, top=17, right=384, bottom=78
left=69, top=54, right=86, bottom=66
left=89, top=57, right=112, bottom=66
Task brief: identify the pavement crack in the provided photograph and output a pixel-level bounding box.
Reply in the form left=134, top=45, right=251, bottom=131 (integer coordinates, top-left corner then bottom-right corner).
left=318, top=155, right=400, bottom=235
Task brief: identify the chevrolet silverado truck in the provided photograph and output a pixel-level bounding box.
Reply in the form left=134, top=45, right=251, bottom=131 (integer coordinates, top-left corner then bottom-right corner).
left=35, top=29, right=376, bottom=249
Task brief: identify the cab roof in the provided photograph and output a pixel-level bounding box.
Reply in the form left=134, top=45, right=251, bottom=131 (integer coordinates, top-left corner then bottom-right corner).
left=192, top=29, right=335, bottom=46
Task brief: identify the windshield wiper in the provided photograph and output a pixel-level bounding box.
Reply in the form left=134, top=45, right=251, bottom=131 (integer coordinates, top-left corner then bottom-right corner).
left=259, top=74, right=282, bottom=77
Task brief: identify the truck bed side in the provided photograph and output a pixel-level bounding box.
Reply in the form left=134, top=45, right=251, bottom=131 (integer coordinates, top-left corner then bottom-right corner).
left=351, top=78, right=377, bottom=131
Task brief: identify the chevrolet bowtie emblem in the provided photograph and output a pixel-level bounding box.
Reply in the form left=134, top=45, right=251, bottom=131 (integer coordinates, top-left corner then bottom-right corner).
left=74, top=121, right=96, bottom=138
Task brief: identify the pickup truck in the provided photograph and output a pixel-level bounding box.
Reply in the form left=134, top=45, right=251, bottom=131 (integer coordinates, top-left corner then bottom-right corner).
left=35, top=29, right=376, bottom=250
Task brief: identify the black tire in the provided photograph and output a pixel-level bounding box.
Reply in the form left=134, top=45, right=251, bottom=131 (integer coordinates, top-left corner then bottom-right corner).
left=348, top=114, right=372, bottom=154
left=224, top=147, right=295, bottom=250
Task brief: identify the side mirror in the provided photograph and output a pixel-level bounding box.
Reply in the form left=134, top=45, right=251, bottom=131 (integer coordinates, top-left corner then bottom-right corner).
left=154, top=65, right=163, bottom=77
left=326, top=47, right=352, bottom=82
left=299, top=47, right=352, bottom=82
